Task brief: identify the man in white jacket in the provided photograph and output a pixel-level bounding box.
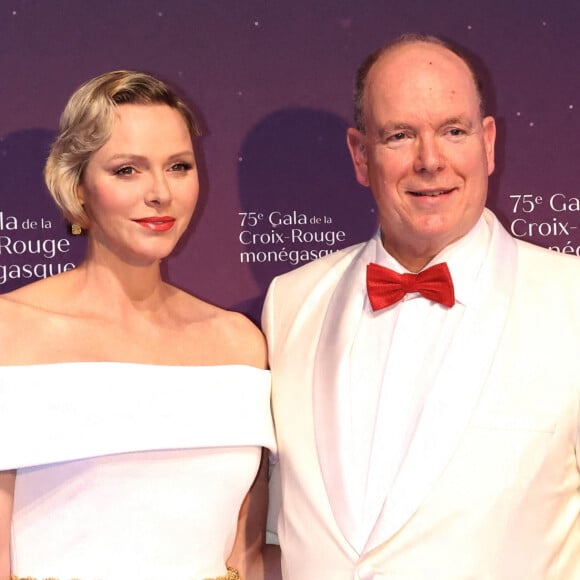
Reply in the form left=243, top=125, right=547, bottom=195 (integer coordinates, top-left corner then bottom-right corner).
left=263, top=33, right=580, bottom=579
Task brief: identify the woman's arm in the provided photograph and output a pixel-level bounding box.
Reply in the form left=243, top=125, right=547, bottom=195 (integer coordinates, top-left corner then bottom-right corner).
left=224, top=314, right=280, bottom=578
left=0, top=470, right=15, bottom=580
left=227, top=450, right=281, bottom=580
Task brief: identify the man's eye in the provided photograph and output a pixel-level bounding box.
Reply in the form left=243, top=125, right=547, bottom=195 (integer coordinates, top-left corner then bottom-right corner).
left=383, top=131, right=412, bottom=148
left=448, top=128, right=466, bottom=137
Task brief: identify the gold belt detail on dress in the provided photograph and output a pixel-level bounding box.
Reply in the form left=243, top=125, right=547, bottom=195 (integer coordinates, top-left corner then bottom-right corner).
left=10, top=577, right=80, bottom=580
left=11, top=567, right=240, bottom=580
left=205, top=567, right=241, bottom=580
left=10, top=577, right=79, bottom=580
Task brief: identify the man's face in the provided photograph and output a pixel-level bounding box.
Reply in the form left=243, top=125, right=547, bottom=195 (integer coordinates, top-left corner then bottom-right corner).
left=347, top=42, right=496, bottom=271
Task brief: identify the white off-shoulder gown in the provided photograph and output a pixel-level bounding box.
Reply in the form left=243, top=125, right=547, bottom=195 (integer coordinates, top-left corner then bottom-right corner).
left=1, top=363, right=275, bottom=580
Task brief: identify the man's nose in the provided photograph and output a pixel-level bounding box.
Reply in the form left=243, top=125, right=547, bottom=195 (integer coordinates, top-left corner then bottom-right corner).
left=413, top=134, right=445, bottom=173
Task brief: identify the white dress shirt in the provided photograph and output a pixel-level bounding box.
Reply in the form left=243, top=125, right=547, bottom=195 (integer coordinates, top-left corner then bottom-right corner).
left=348, top=216, right=491, bottom=550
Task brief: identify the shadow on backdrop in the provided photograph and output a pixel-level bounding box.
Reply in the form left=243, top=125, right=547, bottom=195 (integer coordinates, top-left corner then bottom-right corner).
left=234, top=107, right=377, bottom=325
left=0, top=129, right=87, bottom=293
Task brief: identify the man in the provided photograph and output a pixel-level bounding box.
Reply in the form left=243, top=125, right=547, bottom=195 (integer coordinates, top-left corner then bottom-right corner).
left=262, top=33, right=580, bottom=579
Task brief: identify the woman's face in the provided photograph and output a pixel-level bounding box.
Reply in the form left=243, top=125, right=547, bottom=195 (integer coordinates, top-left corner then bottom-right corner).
left=79, top=103, right=198, bottom=266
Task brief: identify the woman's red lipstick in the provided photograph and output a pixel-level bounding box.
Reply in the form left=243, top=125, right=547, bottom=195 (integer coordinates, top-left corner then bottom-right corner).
left=134, top=216, right=176, bottom=232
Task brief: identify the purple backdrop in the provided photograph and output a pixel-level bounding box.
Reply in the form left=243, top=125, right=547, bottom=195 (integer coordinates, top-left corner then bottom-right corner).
left=1, top=1, right=579, bottom=322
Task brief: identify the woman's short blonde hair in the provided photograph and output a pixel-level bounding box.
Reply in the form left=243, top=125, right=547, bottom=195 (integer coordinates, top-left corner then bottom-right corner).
left=44, top=70, right=200, bottom=228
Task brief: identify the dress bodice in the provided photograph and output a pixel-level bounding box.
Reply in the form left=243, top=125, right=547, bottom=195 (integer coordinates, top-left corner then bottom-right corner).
left=2, top=363, right=274, bottom=580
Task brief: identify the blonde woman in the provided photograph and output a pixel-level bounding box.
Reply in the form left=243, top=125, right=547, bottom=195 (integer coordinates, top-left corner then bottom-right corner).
left=0, top=71, right=277, bottom=580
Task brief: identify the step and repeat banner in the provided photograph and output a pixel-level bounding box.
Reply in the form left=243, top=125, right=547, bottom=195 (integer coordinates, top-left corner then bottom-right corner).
left=1, top=1, right=579, bottom=322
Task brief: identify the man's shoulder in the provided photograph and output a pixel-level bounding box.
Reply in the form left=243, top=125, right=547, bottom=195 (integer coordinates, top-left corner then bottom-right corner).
left=514, top=239, right=580, bottom=315
left=516, top=238, right=580, bottom=275
left=263, top=240, right=368, bottom=319
left=274, top=240, right=367, bottom=285
left=262, top=240, right=369, bottom=338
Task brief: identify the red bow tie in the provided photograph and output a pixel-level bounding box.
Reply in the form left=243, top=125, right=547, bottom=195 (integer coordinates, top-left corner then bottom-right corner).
left=366, top=262, right=455, bottom=310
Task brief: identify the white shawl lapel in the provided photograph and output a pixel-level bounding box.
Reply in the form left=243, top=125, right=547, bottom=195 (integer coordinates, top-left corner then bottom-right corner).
left=313, top=235, right=378, bottom=550
left=312, top=211, right=518, bottom=554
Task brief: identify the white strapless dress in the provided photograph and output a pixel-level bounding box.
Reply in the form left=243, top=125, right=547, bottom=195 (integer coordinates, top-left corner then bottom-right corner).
left=0, top=363, right=275, bottom=580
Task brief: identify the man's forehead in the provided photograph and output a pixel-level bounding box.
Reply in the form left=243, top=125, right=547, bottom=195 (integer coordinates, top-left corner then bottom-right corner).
left=371, top=42, right=472, bottom=84
left=364, top=42, right=480, bottom=112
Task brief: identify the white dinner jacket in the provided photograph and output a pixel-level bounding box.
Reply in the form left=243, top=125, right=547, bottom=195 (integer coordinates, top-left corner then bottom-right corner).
left=262, top=209, right=580, bottom=580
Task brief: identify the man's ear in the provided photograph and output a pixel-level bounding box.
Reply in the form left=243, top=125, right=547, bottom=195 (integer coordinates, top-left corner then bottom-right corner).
left=346, top=127, right=370, bottom=187
left=482, top=116, right=496, bottom=176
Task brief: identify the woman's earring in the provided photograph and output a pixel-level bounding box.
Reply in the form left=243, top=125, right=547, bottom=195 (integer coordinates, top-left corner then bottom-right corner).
left=71, top=223, right=82, bottom=235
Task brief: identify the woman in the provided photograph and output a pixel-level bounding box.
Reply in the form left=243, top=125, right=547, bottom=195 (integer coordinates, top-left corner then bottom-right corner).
left=0, top=71, right=277, bottom=580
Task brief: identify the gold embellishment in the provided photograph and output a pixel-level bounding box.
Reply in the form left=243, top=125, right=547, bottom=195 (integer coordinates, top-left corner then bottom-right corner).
left=204, top=567, right=241, bottom=580
left=71, top=223, right=82, bottom=235
left=10, top=577, right=80, bottom=580
left=11, top=569, right=239, bottom=580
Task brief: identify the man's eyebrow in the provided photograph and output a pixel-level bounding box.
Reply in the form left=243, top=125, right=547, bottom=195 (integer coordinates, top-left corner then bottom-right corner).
left=441, top=116, right=475, bottom=130
left=374, top=116, right=478, bottom=140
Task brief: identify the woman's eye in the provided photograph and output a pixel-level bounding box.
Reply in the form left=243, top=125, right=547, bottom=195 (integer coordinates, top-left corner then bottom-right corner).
left=114, top=166, right=135, bottom=176
left=170, top=162, right=193, bottom=172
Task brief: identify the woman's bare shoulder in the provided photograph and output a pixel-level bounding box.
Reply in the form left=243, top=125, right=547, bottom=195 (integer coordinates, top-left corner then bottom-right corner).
left=0, top=294, right=42, bottom=363
left=211, top=307, right=267, bottom=369
left=0, top=275, right=78, bottom=363
left=0, top=270, right=75, bottom=308
left=0, top=278, right=53, bottom=322
left=0, top=295, right=20, bottom=328
left=171, top=289, right=267, bottom=369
